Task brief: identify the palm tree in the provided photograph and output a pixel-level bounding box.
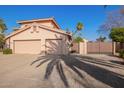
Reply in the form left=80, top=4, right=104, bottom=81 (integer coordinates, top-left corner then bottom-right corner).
left=0, top=18, right=7, bottom=34
left=68, top=22, right=83, bottom=53
left=69, top=22, right=83, bottom=43
left=0, top=18, right=7, bottom=50
left=72, top=22, right=83, bottom=36
left=96, top=36, right=106, bottom=42
left=0, top=34, right=5, bottom=50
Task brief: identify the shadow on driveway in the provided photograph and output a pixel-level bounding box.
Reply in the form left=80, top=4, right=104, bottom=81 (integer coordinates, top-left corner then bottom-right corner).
left=31, top=54, right=124, bottom=88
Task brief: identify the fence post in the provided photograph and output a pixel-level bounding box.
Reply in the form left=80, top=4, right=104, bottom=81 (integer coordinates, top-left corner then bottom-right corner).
left=112, top=41, right=116, bottom=55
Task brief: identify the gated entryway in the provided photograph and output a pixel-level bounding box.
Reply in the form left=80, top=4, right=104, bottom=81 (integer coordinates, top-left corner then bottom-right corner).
left=87, top=42, right=113, bottom=54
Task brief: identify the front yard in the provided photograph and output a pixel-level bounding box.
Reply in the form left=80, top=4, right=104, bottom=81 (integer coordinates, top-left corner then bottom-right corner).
left=0, top=53, right=124, bottom=88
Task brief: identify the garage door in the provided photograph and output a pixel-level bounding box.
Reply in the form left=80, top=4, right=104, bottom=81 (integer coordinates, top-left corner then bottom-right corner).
left=14, top=40, right=41, bottom=54
left=45, top=39, right=62, bottom=54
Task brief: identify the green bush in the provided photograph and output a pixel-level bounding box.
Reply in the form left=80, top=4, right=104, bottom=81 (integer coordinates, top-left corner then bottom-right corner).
left=3, top=48, right=12, bottom=54
left=119, top=49, right=124, bottom=59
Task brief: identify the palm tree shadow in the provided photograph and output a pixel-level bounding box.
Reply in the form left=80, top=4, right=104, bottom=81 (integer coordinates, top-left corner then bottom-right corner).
left=31, top=34, right=86, bottom=87
left=76, top=55, right=124, bottom=70
left=31, top=55, right=70, bottom=87
left=31, top=54, right=124, bottom=88
left=31, top=35, right=124, bottom=88
left=61, top=55, right=124, bottom=88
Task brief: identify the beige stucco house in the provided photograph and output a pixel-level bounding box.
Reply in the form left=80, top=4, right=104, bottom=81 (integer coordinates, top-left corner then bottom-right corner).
left=5, top=17, right=71, bottom=54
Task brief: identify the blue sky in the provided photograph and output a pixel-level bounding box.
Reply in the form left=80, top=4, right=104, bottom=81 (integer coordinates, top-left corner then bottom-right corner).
left=0, top=5, right=120, bottom=41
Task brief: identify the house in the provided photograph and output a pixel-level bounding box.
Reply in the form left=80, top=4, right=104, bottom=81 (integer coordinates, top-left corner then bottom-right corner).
left=5, top=17, right=71, bottom=54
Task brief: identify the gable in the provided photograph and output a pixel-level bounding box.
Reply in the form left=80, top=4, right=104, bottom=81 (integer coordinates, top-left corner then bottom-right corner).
left=37, top=20, right=59, bottom=29
left=6, top=26, right=66, bottom=42
left=5, top=24, right=70, bottom=40
left=18, top=18, right=60, bottom=29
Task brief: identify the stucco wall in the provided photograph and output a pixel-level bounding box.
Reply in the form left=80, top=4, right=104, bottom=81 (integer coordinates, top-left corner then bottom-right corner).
left=79, top=41, right=87, bottom=55
left=72, top=40, right=87, bottom=55
left=87, top=42, right=113, bottom=54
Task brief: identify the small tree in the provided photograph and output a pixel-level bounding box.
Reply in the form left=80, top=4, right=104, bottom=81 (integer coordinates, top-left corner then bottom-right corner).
left=74, top=36, right=84, bottom=43
left=110, top=28, right=124, bottom=49
left=96, top=36, right=106, bottom=42
left=98, top=7, right=124, bottom=36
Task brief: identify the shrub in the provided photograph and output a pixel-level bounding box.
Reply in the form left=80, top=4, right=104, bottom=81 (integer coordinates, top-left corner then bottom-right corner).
left=3, top=48, right=12, bottom=54
left=74, top=36, right=84, bottom=43
left=119, top=49, right=124, bottom=59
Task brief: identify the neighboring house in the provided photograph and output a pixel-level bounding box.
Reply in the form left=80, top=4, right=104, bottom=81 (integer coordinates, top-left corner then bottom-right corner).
left=5, top=17, right=70, bottom=54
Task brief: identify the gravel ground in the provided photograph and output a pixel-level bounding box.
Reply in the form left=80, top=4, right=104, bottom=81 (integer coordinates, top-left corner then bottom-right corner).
left=0, top=53, right=124, bottom=88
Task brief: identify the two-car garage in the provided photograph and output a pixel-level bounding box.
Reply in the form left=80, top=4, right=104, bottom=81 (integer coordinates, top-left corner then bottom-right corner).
left=13, top=39, right=64, bottom=55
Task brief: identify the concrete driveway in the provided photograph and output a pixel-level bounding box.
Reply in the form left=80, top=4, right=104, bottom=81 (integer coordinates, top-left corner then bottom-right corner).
left=0, top=53, right=53, bottom=88
left=0, top=53, right=124, bottom=88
